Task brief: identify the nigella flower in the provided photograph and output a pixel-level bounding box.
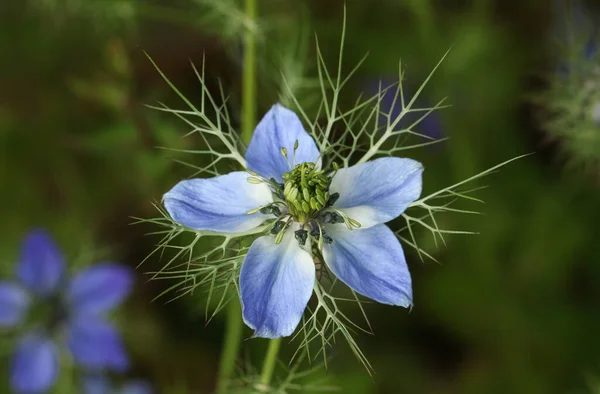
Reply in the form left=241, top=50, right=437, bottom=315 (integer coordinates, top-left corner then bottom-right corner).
left=83, top=375, right=154, bottom=394
left=0, top=229, right=133, bottom=393
left=163, top=104, right=422, bottom=338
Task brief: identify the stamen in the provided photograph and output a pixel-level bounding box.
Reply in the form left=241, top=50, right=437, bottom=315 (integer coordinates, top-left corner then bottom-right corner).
left=280, top=146, right=292, bottom=169
left=247, top=206, right=262, bottom=215
left=293, top=139, right=299, bottom=166
left=281, top=162, right=331, bottom=220
left=316, top=222, right=324, bottom=250
left=247, top=177, right=264, bottom=184
left=347, top=217, right=361, bottom=228
left=331, top=162, right=340, bottom=178
left=274, top=227, right=287, bottom=244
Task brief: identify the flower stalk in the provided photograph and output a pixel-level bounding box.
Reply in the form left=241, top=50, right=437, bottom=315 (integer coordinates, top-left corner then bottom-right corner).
left=259, top=338, right=282, bottom=387
left=217, top=0, right=258, bottom=391
left=216, top=301, right=243, bottom=393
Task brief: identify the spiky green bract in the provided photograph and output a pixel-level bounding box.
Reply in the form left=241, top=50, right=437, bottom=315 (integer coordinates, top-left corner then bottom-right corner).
left=139, top=8, right=525, bottom=375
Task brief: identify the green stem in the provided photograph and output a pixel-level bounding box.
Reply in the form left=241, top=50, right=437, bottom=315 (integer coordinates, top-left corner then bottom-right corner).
left=216, top=301, right=243, bottom=392
left=241, top=0, right=257, bottom=145
left=216, top=1, right=258, bottom=392
left=259, top=338, right=282, bottom=387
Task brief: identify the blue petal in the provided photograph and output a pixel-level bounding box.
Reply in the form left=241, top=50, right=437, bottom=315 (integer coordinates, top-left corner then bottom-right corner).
left=82, top=375, right=111, bottom=394
left=240, top=226, right=315, bottom=338
left=330, top=157, right=423, bottom=228
left=67, top=318, right=129, bottom=371
left=17, top=229, right=65, bottom=296
left=322, top=224, right=412, bottom=307
left=164, top=171, right=273, bottom=233
left=68, top=263, right=133, bottom=317
left=121, top=381, right=154, bottom=394
left=245, top=104, right=321, bottom=182
left=11, top=335, right=59, bottom=394
left=0, top=281, right=30, bottom=327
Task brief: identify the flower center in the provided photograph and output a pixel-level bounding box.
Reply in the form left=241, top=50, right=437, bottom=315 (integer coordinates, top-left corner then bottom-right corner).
left=26, top=295, right=68, bottom=334
left=282, top=162, right=331, bottom=222
left=246, top=142, right=360, bottom=248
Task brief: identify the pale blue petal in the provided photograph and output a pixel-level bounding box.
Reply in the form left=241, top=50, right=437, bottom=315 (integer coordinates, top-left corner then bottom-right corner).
left=330, top=157, right=423, bottom=228
left=121, top=381, right=154, bottom=394
left=245, top=104, right=321, bottom=182
left=68, top=263, right=133, bottom=316
left=322, top=224, right=412, bottom=307
left=164, top=171, right=273, bottom=233
left=82, top=376, right=111, bottom=394
left=17, top=229, right=65, bottom=296
left=67, top=318, right=129, bottom=372
left=11, top=335, right=59, bottom=394
left=240, top=226, right=315, bottom=338
left=0, top=281, right=30, bottom=327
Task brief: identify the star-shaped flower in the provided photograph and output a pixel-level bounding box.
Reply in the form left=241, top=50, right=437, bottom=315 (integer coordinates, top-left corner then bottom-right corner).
left=0, top=229, right=133, bottom=393
left=163, top=104, right=423, bottom=338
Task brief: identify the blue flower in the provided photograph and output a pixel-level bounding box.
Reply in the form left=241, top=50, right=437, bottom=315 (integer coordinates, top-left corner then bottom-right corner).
left=366, top=77, right=444, bottom=142
left=83, top=375, right=154, bottom=394
left=0, top=229, right=133, bottom=393
left=163, top=104, right=423, bottom=338
left=553, top=0, right=598, bottom=76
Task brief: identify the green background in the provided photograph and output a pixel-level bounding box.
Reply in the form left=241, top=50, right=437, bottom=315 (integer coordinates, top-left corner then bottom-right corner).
left=2, top=0, right=600, bottom=393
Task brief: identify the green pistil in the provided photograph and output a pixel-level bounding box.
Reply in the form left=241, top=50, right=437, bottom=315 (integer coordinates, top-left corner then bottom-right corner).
left=246, top=156, right=361, bottom=247
left=282, top=162, right=330, bottom=222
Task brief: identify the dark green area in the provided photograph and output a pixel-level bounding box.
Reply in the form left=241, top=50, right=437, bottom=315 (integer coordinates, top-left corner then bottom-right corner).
left=1, top=0, right=600, bottom=393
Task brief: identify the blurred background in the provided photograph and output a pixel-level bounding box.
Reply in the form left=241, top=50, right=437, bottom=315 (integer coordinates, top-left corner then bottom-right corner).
left=2, top=0, right=600, bottom=393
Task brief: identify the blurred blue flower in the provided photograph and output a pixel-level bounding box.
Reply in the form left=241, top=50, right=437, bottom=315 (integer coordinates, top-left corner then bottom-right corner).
left=553, top=0, right=598, bottom=76
left=545, top=0, right=600, bottom=150
left=163, top=104, right=421, bottom=339
left=83, top=375, right=154, bottom=394
left=0, top=229, right=134, bottom=393
left=366, top=77, right=444, bottom=142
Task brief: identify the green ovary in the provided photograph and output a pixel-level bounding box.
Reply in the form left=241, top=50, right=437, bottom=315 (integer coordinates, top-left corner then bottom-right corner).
left=282, top=162, right=330, bottom=222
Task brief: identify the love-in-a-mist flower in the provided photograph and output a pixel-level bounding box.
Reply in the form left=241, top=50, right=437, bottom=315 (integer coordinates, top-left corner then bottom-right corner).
left=83, top=375, right=154, bottom=394
left=0, top=229, right=133, bottom=393
left=164, top=104, right=422, bottom=338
